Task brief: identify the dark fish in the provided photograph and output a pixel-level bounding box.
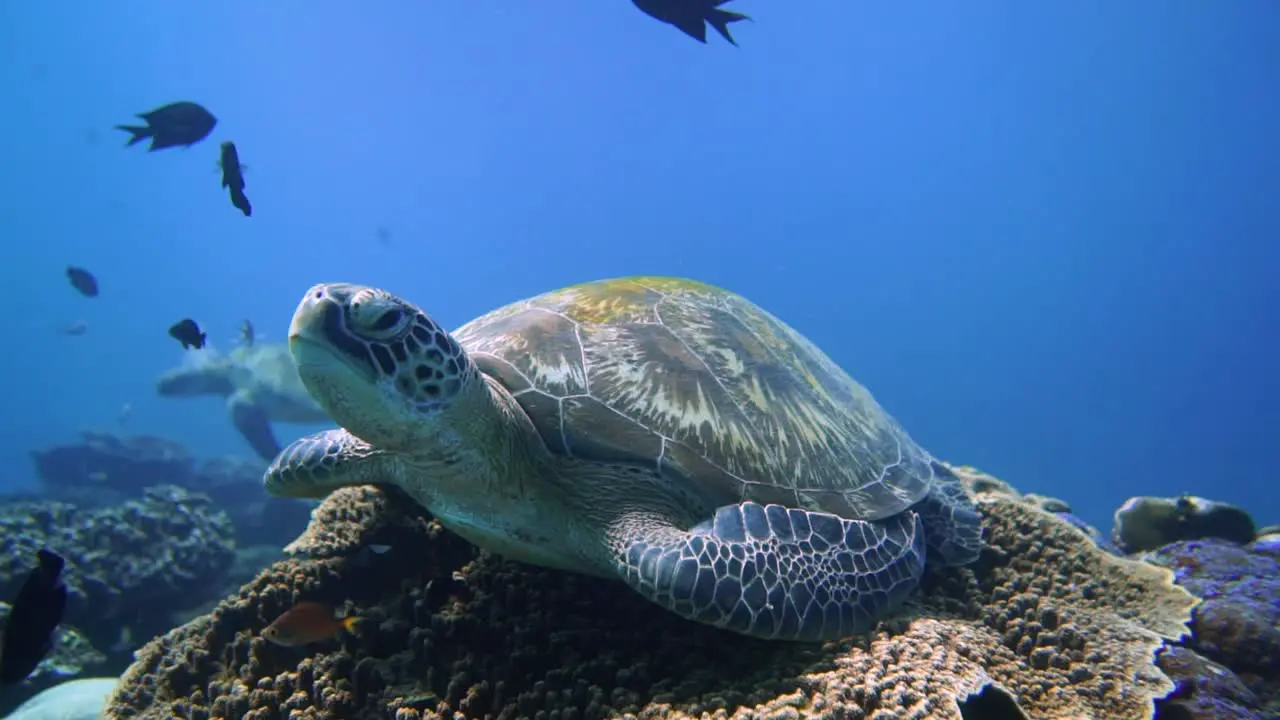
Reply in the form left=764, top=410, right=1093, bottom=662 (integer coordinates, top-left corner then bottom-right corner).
left=239, top=319, right=255, bottom=347
left=219, top=142, right=252, bottom=217
left=261, top=602, right=359, bottom=647
left=116, top=101, right=218, bottom=152
left=66, top=266, right=99, bottom=297
left=219, top=141, right=247, bottom=193
left=229, top=187, right=253, bottom=217
left=168, top=318, right=207, bottom=350
left=0, top=548, right=68, bottom=685
left=631, top=0, right=750, bottom=45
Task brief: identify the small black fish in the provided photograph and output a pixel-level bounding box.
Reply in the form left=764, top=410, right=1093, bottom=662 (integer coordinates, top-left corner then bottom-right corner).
left=219, top=141, right=254, bottom=217
left=66, top=266, right=99, bottom=297
left=169, top=318, right=207, bottom=350
left=219, top=141, right=247, bottom=193
left=0, top=548, right=68, bottom=685
left=229, top=187, right=253, bottom=217
left=116, top=101, right=218, bottom=152
left=632, top=0, right=750, bottom=45
left=239, top=319, right=255, bottom=347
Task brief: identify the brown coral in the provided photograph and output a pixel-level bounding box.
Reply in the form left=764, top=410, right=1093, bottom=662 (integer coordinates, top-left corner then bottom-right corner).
left=104, top=477, right=1197, bottom=720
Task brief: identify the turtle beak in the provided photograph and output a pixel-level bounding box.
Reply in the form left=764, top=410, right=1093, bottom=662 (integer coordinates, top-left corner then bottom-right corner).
left=290, top=284, right=378, bottom=382
left=289, top=284, right=415, bottom=450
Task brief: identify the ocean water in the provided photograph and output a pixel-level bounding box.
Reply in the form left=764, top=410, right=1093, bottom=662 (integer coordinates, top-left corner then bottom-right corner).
left=0, top=1, right=1276, bottom=533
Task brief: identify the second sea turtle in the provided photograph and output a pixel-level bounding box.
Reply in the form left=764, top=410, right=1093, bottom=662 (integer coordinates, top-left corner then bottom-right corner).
left=157, top=342, right=329, bottom=460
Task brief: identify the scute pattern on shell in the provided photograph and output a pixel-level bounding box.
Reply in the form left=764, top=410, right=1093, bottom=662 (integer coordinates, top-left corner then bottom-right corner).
left=453, top=276, right=933, bottom=520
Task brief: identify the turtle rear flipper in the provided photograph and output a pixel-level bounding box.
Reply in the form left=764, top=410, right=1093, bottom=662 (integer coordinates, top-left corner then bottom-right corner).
left=612, top=502, right=926, bottom=642
left=913, top=464, right=984, bottom=567
left=229, top=391, right=282, bottom=460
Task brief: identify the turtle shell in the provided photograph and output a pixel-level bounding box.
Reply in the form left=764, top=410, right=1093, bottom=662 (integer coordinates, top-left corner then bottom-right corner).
left=452, top=277, right=936, bottom=521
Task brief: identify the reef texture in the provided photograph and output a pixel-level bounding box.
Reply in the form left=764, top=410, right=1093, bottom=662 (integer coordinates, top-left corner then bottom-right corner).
left=104, top=471, right=1202, bottom=720
left=28, top=431, right=312, bottom=546
left=954, top=466, right=1280, bottom=719
left=0, top=484, right=236, bottom=650
left=948, top=466, right=1119, bottom=554
left=1146, top=537, right=1280, bottom=718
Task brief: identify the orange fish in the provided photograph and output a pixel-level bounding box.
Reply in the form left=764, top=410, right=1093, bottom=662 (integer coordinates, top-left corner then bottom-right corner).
left=261, top=602, right=359, bottom=647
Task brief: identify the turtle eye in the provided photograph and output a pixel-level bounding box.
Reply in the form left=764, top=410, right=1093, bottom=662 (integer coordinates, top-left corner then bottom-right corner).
left=348, top=290, right=410, bottom=340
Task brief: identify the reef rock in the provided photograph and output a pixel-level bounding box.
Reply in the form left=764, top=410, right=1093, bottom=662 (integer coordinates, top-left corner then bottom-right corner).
left=1112, top=495, right=1256, bottom=554
left=30, top=432, right=194, bottom=504
left=1148, top=539, right=1280, bottom=688
left=104, top=470, right=1202, bottom=720
left=1156, top=646, right=1265, bottom=720
left=0, top=485, right=236, bottom=650
left=5, top=677, right=119, bottom=720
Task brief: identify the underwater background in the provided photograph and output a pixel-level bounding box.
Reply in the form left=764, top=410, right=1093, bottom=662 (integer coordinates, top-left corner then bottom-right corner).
left=4, top=2, right=1277, bottom=530
left=2, top=3, right=1280, bottom=720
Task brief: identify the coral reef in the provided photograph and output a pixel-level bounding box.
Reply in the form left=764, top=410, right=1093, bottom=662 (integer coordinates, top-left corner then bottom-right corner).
left=27, top=432, right=312, bottom=547
left=948, top=465, right=1120, bottom=554
left=955, top=466, right=1280, bottom=718
left=104, top=473, right=1202, bottom=720
left=0, top=485, right=236, bottom=651
left=1145, top=537, right=1280, bottom=718
left=1112, top=495, right=1256, bottom=553
left=172, top=544, right=289, bottom=626
left=30, top=432, right=195, bottom=504
left=1157, top=646, right=1265, bottom=720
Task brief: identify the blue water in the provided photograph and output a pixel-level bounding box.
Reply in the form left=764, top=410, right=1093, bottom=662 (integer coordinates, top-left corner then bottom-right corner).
left=2, top=2, right=1276, bottom=531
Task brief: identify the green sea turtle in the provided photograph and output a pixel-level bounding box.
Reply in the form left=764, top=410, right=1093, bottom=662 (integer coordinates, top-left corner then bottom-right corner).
left=157, top=343, right=329, bottom=460
left=266, top=277, right=983, bottom=641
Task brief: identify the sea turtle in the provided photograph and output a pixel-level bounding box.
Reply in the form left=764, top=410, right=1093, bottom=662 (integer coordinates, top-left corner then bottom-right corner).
left=266, top=277, right=983, bottom=641
left=157, top=343, right=330, bottom=460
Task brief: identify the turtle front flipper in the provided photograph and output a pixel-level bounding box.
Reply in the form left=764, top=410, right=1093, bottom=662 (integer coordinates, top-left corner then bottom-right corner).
left=228, top=391, right=281, bottom=460
left=612, top=502, right=926, bottom=642
left=265, top=429, right=392, bottom=499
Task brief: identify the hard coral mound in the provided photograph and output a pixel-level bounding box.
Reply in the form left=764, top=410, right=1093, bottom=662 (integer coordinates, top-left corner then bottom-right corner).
left=0, top=485, right=236, bottom=649
left=105, top=473, right=1197, bottom=720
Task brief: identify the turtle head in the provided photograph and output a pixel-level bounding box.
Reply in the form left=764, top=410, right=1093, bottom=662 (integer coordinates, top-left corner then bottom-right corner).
left=288, top=283, right=478, bottom=450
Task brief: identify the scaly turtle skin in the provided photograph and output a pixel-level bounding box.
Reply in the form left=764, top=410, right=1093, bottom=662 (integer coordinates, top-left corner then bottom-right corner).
left=266, top=277, right=982, bottom=641
left=157, top=343, right=329, bottom=460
